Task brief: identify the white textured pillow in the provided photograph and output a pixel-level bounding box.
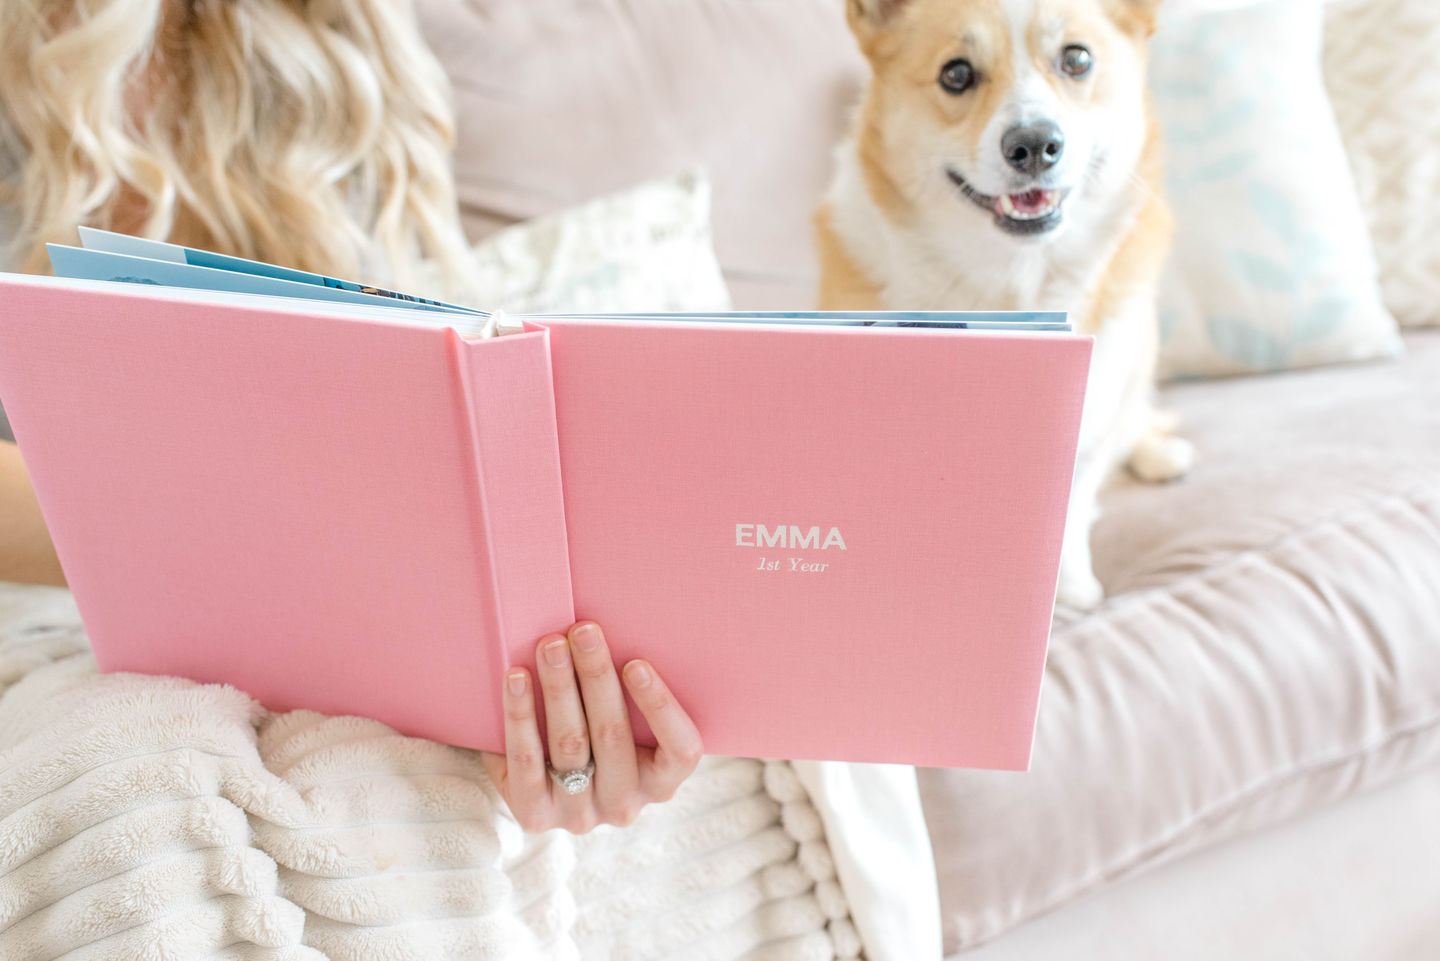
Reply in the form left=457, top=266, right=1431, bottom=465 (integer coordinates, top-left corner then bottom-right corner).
left=430, top=166, right=732, bottom=315
left=1323, top=0, right=1440, bottom=328
left=1150, top=0, right=1403, bottom=379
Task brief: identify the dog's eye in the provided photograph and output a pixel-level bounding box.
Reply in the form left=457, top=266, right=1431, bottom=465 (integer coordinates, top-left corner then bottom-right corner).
left=938, top=58, right=976, bottom=95
left=1059, top=44, right=1093, bottom=79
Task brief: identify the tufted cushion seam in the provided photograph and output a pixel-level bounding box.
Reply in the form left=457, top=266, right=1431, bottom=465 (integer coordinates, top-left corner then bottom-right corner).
left=1060, top=478, right=1440, bottom=646
left=962, top=710, right=1440, bottom=949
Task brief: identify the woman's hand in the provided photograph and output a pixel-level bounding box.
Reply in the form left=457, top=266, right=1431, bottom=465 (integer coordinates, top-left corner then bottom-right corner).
left=480, top=620, right=703, bottom=834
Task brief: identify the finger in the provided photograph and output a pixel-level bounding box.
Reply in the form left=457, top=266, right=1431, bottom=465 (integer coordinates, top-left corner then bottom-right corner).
left=480, top=750, right=506, bottom=791
left=567, top=621, right=640, bottom=819
left=479, top=751, right=514, bottom=816
left=623, top=659, right=704, bottom=802
left=535, top=633, right=591, bottom=776
left=498, top=668, right=551, bottom=830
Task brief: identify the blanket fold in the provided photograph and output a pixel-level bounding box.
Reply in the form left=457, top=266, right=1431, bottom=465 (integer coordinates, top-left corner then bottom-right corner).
left=0, top=584, right=867, bottom=960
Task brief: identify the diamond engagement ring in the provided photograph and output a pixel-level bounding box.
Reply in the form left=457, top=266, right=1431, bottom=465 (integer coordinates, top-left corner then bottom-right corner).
left=548, top=758, right=595, bottom=795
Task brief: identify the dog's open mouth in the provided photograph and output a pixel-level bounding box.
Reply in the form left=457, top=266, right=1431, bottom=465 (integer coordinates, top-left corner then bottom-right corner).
left=998, top=189, right=1063, bottom=220
left=946, top=169, right=1069, bottom=236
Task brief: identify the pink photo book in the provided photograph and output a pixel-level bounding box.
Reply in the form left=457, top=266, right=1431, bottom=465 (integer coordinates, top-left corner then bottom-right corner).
left=0, top=274, right=1091, bottom=769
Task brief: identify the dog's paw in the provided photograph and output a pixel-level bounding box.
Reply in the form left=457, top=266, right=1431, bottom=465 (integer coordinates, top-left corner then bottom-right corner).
left=1127, top=433, right=1196, bottom=484
left=1054, top=566, right=1105, bottom=613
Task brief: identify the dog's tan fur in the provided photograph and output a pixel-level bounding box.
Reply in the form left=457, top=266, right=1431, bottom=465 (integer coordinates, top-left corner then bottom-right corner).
left=818, top=0, right=1192, bottom=609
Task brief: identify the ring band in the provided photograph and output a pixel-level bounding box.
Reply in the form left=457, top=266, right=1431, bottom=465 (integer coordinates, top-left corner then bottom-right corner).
left=548, top=758, right=595, bottom=795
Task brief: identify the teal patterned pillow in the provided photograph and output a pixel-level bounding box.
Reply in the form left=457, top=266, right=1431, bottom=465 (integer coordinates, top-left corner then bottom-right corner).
left=1150, top=0, right=1403, bottom=380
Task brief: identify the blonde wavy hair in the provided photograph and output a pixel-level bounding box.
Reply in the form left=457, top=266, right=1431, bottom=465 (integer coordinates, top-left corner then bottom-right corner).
left=0, top=0, right=472, bottom=294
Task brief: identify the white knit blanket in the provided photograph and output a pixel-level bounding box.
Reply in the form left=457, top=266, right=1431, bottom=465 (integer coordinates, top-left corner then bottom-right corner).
left=0, top=584, right=890, bottom=960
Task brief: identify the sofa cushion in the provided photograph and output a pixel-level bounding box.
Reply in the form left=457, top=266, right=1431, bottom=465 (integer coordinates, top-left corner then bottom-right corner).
left=415, top=0, right=866, bottom=311
left=919, top=332, right=1440, bottom=952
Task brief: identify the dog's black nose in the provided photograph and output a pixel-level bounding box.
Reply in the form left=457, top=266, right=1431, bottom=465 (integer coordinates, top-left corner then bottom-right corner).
left=1002, top=122, right=1065, bottom=175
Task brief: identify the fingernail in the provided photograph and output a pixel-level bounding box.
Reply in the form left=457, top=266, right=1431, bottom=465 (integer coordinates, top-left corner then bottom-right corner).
left=625, top=660, right=652, bottom=688
left=571, top=622, right=602, bottom=652
left=543, top=639, right=569, bottom=668
left=506, top=671, right=527, bottom=696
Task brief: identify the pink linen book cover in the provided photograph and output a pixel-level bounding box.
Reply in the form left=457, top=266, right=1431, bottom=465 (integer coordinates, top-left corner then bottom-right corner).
left=1, top=271, right=1090, bottom=769
left=0, top=275, right=573, bottom=752
left=531, top=316, right=1092, bottom=770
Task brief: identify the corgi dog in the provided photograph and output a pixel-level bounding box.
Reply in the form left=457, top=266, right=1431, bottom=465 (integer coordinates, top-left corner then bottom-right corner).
left=816, top=0, right=1194, bottom=611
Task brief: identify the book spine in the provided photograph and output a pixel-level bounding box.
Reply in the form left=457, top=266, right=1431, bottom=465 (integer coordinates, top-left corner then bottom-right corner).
left=446, top=328, right=575, bottom=748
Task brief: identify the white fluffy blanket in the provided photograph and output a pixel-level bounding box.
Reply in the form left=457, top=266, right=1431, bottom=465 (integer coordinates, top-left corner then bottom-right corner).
left=0, top=584, right=886, bottom=960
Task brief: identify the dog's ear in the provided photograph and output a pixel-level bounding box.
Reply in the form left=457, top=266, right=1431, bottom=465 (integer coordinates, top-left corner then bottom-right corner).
left=846, top=0, right=913, bottom=43
left=1109, top=0, right=1165, bottom=36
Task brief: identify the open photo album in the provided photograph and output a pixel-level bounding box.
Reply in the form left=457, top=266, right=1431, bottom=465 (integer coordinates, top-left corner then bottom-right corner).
left=0, top=230, right=1091, bottom=768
